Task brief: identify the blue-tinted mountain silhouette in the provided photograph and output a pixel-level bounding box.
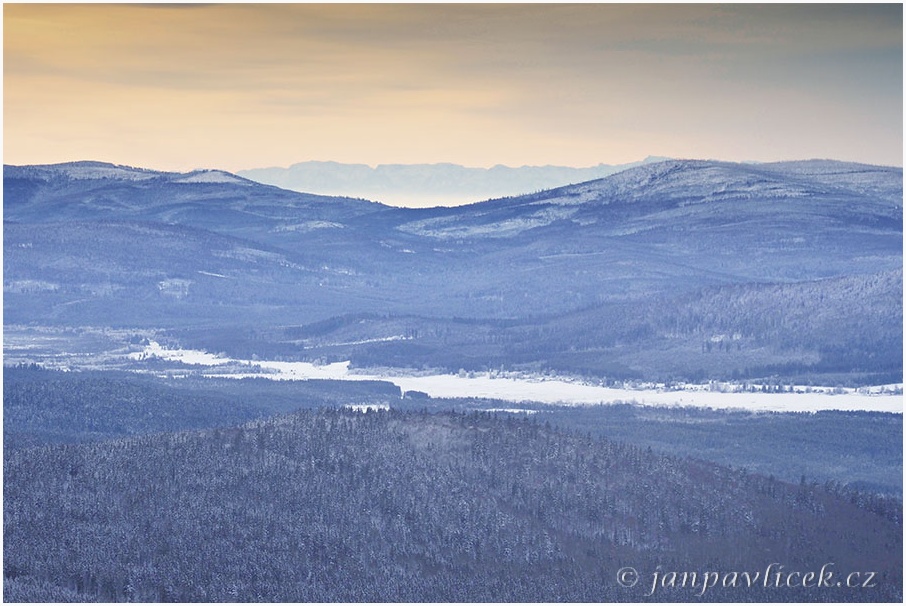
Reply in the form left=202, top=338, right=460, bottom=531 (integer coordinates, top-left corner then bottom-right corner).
left=4, top=158, right=901, bottom=382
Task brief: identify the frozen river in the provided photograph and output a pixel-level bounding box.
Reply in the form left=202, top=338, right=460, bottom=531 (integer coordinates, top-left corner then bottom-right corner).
left=129, top=342, right=904, bottom=414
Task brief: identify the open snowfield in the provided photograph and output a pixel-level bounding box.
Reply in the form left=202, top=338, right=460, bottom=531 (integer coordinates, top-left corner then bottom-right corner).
left=131, top=342, right=904, bottom=413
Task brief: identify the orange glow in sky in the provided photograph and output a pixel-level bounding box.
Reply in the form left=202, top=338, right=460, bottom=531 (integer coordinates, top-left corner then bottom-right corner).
left=4, top=3, right=902, bottom=172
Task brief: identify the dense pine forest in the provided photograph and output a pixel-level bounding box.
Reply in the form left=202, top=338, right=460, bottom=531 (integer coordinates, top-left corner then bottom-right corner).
left=4, top=407, right=902, bottom=602
left=5, top=366, right=902, bottom=495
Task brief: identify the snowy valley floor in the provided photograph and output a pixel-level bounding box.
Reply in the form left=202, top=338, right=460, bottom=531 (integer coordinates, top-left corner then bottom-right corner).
left=112, top=340, right=904, bottom=414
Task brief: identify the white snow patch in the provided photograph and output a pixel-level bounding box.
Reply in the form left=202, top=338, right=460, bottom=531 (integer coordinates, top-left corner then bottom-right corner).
left=273, top=221, right=345, bottom=233
left=375, top=374, right=904, bottom=413
left=481, top=408, right=539, bottom=414
left=130, top=342, right=350, bottom=379
left=173, top=170, right=247, bottom=184
left=157, top=279, right=191, bottom=298
left=320, top=335, right=411, bottom=347
left=214, top=247, right=286, bottom=263
left=398, top=206, right=577, bottom=239
left=5, top=280, right=59, bottom=293
left=346, top=403, right=391, bottom=412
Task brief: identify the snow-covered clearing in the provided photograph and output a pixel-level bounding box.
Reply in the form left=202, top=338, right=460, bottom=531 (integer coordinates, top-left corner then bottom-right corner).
left=172, top=170, right=248, bottom=184
left=129, top=342, right=903, bottom=413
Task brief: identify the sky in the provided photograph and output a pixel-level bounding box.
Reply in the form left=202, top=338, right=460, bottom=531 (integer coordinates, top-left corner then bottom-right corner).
left=4, top=2, right=903, bottom=173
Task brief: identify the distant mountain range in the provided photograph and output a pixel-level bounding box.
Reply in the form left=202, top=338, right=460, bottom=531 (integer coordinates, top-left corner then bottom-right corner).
left=4, top=158, right=902, bottom=383
left=237, top=157, right=671, bottom=207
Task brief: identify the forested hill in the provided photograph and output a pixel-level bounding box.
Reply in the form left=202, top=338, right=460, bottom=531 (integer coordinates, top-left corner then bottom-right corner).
left=4, top=158, right=902, bottom=383
left=5, top=409, right=901, bottom=602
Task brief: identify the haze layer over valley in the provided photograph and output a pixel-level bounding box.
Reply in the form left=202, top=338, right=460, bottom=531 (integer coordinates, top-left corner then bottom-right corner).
left=237, top=157, right=670, bottom=207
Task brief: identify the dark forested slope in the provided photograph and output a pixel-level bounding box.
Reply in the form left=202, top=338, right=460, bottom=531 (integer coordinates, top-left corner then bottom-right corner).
left=226, top=268, right=901, bottom=384
left=2, top=364, right=401, bottom=449
left=5, top=409, right=901, bottom=602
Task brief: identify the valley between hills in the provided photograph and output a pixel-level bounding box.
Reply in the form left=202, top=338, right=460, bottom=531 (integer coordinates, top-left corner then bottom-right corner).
left=3, top=157, right=902, bottom=602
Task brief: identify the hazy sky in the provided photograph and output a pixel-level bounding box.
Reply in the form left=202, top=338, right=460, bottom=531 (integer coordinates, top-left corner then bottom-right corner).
left=4, top=3, right=903, bottom=172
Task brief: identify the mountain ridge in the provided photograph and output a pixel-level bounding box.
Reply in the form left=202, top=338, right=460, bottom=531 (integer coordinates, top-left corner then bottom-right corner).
left=237, top=156, right=673, bottom=207
left=4, top=157, right=901, bottom=383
